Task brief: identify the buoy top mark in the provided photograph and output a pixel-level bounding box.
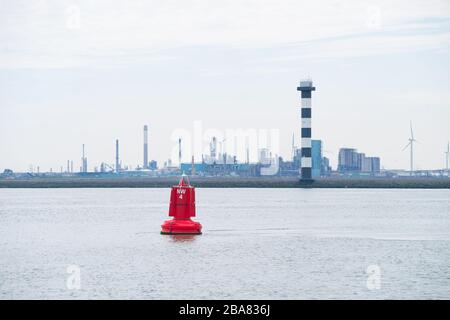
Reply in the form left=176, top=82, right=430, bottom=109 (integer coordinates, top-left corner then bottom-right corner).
left=178, top=172, right=190, bottom=187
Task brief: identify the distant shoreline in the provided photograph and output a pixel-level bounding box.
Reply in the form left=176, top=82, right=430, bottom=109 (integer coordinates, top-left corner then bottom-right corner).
left=0, top=177, right=449, bottom=189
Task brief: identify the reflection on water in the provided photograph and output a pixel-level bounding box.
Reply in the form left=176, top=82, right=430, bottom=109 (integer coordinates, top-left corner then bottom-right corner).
left=0, top=188, right=449, bottom=299
left=166, top=234, right=198, bottom=243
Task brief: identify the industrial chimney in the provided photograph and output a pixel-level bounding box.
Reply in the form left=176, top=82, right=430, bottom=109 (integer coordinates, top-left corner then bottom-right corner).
left=143, top=125, right=149, bottom=169
left=115, top=139, right=120, bottom=173
left=81, top=144, right=87, bottom=173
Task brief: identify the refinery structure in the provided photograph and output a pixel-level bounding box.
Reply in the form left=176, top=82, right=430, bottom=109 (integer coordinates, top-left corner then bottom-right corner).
left=2, top=79, right=449, bottom=180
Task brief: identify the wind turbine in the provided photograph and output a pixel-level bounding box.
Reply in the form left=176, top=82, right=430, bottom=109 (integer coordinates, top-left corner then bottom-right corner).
left=445, top=142, right=449, bottom=175
left=402, top=121, right=417, bottom=176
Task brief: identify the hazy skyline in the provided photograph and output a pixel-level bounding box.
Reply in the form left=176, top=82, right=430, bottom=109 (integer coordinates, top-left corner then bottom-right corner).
left=1, top=0, right=450, bottom=172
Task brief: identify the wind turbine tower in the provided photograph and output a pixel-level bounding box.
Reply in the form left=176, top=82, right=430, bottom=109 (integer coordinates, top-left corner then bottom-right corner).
left=445, top=142, right=449, bottom=175
left=402, top=121, right=417, bottom=176
left=115, top=139, right=120, bottom=173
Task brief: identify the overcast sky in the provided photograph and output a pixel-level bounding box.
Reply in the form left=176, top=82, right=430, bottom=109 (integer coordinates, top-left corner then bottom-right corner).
left=1, top=0, right=449, bottom=172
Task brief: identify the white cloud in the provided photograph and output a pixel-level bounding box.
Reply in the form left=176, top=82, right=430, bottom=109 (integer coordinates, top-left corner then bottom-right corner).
left=1, top=0, right=450, bottom=68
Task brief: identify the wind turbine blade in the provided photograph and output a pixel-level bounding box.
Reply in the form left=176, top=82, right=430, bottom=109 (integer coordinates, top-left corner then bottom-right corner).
left=402, top=142, right=411, bottom=151
left=410, top=121, right=414, bottom=140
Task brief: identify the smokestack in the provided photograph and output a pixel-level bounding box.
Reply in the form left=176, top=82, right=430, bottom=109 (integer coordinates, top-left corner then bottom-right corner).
left=178, top=138, right=182, bottom=168
left=246, top=147, right=250, bottom=164
left=81, top=144, right=87, bottom=173
left=210, top=137, right=217, bottom=160
left=115, top=139, right=120, bottom=173
left=143, top=125, right=148, bottom=169
left=191, top=156, right=196, bottom=175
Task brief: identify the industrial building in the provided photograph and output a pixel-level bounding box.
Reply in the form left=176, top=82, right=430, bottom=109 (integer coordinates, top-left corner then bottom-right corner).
left=338, top=148, right=358, bottom=172
left=338, top=148, right=380, bottom=174
left=322, top=156, right=331, bottom=175
left=180, top=162, right=259, bottom=177
left=362, top=157, right=381, bottom=173
left=311, top=140, right=322, bottom=178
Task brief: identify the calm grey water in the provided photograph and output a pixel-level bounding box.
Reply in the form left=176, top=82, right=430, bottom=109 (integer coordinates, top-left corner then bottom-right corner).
left=0, top=188, right=449, bottom=299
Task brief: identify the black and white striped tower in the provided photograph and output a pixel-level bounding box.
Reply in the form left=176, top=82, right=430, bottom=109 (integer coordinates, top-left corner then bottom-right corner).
left=297, top=79, right=316, bottom=181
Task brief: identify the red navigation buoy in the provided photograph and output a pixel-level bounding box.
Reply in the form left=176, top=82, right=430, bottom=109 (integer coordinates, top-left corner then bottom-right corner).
left=161, top=174, right=202, bottom=235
